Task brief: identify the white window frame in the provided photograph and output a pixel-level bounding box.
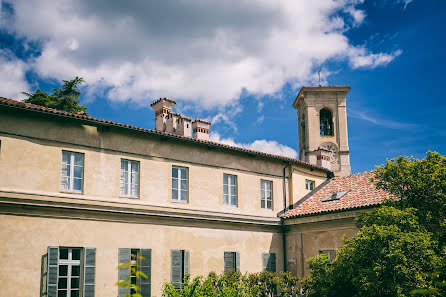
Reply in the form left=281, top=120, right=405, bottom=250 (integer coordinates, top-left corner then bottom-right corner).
left=223, top=174, right=238, bottom=206
left=172, top=166, right=188, bottom=202
left=61, top=151, right=84, bottom=193
left=120, top=159, right=140, bottom=198
left=260, top=180, right=273, bottom=210
left=58, top=248, right=82, bottom=297
left=305, top=179, right=315, bottom=191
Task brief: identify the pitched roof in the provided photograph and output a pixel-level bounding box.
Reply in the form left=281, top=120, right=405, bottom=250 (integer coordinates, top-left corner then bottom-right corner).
left=283, top=171, right=393, bottom=218
left=0, top=97, right=332, bottom=174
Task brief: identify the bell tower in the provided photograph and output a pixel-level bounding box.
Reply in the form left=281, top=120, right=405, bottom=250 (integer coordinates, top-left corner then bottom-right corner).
left=292, top=86, right=352, bottom=177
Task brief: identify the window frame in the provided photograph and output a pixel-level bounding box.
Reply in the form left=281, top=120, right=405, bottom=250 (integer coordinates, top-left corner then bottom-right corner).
left=319, top=250, right=337, bottom=261
left=61, top=151, right=84, bottom=193
left=260, top=180, right=273, bottom=210
left=57, top=247, right=82, bottom=297
left=171, top=166, right=189, bottom=202
left=305, top=179, right=315, bottom=191
left=223, top=174, right=238, bottom=207
left=120, top=159, right=140, bottom=198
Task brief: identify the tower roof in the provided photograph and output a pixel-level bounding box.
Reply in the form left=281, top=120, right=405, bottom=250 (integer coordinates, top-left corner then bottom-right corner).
left=292, top=85, right=351, bottom=109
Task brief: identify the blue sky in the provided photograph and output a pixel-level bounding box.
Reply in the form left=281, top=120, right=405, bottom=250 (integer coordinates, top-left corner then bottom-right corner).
left=0, top=0, right=444, bottom=173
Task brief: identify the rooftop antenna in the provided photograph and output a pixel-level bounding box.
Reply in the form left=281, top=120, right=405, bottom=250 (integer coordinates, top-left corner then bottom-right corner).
left=317, top=65, right=322, bottom=86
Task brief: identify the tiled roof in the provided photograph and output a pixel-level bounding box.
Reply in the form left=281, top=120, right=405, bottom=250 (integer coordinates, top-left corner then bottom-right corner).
left=150, top=97, right=177, bottom=107
left=284, top=171, right=393, bottom=218
left=0, top=97, right=332, bottom=174
left=192, top=118, right=212, bottom=125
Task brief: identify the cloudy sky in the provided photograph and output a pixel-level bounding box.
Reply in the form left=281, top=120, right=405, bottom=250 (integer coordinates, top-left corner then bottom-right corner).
left=1, top=0, right=444, bottom=173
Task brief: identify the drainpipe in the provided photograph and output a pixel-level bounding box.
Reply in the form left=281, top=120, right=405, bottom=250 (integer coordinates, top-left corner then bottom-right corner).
left=281, top=162, right=291, bottom=272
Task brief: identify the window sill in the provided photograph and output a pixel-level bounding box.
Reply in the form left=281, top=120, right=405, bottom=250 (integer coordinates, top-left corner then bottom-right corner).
left=120, top=196, right=140, bottom=199
left=171, top=199, right=188, bottom=204
left=60, top=190, right=83, bottom=195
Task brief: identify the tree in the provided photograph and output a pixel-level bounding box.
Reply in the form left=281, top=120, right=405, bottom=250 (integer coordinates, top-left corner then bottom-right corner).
left=373, top=151, right=446, bottom=246
left=23, top=77, right=87, bottom=113
left=303, top=206, right=442, bottom=297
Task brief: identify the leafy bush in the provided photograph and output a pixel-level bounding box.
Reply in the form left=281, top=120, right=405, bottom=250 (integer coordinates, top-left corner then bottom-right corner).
left=162, top=270, right=300, bottom=297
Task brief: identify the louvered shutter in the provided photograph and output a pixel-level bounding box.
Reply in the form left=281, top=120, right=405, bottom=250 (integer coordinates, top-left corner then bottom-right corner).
left=40, top=253, right=48, bottom=297
left=83, top=248, right=96, bottom=297
left=183, top=250, right=190, bottom=276
left=236, top=252, right=240, bottom=272
left=262, top=253, right=269, bottom=271
left=269, top=253, right=276, bottom=272
left=171, top=250, right=182, bottom=289
left=47, top=247, right=59, bottom=297
left=224, top=252, right=234, bottom=273
left=118, top=248, right=131, bottom=297
left=140, top=249, right=152, bottom=297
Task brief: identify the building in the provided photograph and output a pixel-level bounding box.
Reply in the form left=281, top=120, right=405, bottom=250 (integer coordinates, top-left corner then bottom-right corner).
left=0, top=86, right=390, bottom=297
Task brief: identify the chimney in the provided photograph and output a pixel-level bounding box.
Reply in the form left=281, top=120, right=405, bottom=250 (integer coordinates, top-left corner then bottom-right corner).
left=150, top=98, right=176, bottom=131
left=192, top=119, right=211, bottom=140
left=166, top=112, right=179, bottom=134
left=315, top=147, right=332, bottom=171
left=176, top=115, right=192, bottom=137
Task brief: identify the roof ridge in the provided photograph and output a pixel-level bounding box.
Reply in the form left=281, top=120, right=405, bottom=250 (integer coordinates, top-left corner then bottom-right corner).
left=0, top=96, right=332, bottom=173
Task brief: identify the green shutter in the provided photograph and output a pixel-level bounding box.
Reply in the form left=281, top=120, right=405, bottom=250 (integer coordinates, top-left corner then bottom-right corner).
left=269, top=253, right=276, bottom=272
left=236, top=252, right=240, bottom=272
left=118, top=248, right=131, bottom=297
left=47, top=247, right=59, bottom=297
left=262, top=253, right=276, bottom=272
left=83, top=248, right=96, bottom=297
left=262, top=253, right=269, bottom=271
left=40, top=253, right=48, bottom=297
left=224, top=252, right=234, bottom=273
left=171, top=250, right=182, bottom=290
left=140, top=249, right=152, bottom=297
left=183, top=250, right=190, bottom=276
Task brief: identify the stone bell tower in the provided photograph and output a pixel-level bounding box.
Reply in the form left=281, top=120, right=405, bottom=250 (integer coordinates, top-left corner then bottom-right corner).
left=292, top=86, right=352, bottom=177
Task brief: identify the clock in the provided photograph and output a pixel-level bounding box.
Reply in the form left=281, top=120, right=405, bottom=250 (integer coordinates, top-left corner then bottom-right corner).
left=319, top=142, right=338, bottom=165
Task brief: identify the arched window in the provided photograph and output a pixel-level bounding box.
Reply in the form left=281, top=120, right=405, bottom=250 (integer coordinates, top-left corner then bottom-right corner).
left=320, top=109, right=333, bottom=136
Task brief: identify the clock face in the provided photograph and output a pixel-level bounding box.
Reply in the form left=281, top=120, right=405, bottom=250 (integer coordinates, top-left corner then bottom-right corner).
left=320, top=142, right=338, bottom=165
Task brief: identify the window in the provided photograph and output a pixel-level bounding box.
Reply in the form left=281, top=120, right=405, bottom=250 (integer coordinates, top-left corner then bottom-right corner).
left=42, top=247, right=96, bottom=297
left=120, top=160, right=140, bottom=197
left=323, top=190, right=348, bottom=202
left=61, top=151, right=84, bottom=192
left=171, top=250, right=190, bottom=289
left=224, top=252, right=240, bottom=273
left=320, top=108, right=333, bottom=136
left=319, top=250, right=336, bottom=261
left=260, top=180, right=273, bottom=210
left=262, top=253, right=276, bottom=272
left=223, top=174, right=237, bottom=206
left=305, top=180, right=315, bottom=191
left=172, top=167, right=188, bottom=202
left=118, top=248, right=152, bottom=297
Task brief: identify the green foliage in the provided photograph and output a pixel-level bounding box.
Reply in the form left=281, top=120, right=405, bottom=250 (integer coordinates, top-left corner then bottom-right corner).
left=116, top=257, right=148, bottom=297
left=302, top=206, right=442, bottom=297
left=373, top=151, right=446, bottom=246
left=23, top=77, right=87, bottom=113
left=162, top=270, right=300, bottom=297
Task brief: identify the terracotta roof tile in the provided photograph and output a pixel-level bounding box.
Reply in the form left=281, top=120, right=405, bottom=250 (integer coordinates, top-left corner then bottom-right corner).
left=283, top=171, right=393, bottom=218
left=0, top=96, right=332, bottom=174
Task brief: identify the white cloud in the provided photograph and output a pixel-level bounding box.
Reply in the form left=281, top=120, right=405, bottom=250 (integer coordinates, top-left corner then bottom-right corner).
left=0, top=50, right=30, bottom=99
left=210, top=132, right=298, bottom=159
left=3, top=0, right=401, bottom=107
left=349, top=108, right=418, bottom=130
left=349, top=48, right=402, bottom=69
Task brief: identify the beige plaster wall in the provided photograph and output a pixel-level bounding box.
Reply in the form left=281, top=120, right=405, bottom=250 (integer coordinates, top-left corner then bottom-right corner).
left=285, top=215, right=358, bottom=276
left=0, top=110, right=329, bottom=217
left=0, top=214, right=283, bottom=297
left=288, top=166, right=327, bottom=206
